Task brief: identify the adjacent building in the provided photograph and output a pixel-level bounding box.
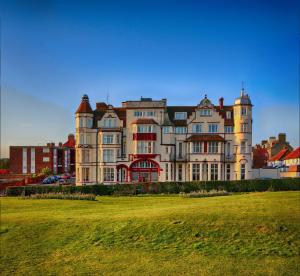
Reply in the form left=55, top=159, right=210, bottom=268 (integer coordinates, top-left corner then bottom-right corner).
left=75, top=90, right=253, bottom=185
left=280, top=147, right=300, bottom=178
left=259, top=133, right=293, bottom=160
left=9, top=134, right=76, bottom=174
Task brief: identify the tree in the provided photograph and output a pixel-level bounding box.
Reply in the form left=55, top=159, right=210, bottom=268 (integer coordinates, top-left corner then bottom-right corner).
left=41, top=167, right=52, bottom=176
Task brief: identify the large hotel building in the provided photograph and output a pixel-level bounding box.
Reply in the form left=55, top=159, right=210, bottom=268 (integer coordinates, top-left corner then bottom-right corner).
left=75, top=90, right=253, bottom=185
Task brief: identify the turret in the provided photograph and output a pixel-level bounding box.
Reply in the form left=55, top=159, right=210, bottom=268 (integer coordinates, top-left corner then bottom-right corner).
left=75, top=94, right=94, bottom=130
left=233, top=88, right=253, bottom=180
left=75, top=95, right=94, bottom=185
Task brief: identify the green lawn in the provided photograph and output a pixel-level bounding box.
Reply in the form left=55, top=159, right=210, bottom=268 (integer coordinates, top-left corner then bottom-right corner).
left=1, top=192, right=300, bottom=275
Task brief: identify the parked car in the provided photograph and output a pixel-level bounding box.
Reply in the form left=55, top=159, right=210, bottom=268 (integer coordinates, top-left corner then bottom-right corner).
left=61, top=173, right=71, bottom=180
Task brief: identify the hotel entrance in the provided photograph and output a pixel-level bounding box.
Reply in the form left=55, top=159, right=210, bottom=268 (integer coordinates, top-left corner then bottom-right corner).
left=129, top=159, right=161, bottom=182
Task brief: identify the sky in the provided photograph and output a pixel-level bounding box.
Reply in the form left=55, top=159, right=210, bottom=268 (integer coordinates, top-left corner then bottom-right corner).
left=0, top=0, right=299, bottom=158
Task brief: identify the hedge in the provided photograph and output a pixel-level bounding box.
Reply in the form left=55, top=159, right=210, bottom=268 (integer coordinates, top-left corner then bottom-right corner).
left=5, top=178, right=300, bottom=197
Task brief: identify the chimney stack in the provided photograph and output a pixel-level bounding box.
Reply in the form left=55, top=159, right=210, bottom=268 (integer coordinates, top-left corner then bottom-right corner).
left=278, top=133, right=286, bottom=143
left=219, top=97, right=224, bottom=109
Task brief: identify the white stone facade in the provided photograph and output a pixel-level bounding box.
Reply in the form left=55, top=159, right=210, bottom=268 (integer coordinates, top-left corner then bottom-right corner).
left=75, top=91, right=253, bottom=185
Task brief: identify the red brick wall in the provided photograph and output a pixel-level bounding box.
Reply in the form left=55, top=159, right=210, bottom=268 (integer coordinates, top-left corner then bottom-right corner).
left=9, top=147, right=23, bottom=174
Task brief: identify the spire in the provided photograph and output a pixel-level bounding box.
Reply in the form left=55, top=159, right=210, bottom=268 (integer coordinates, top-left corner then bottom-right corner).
left=75, top=94, right=93, bottom=114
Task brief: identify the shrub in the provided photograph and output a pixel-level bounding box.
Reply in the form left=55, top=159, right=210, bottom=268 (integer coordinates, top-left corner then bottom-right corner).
left=180, top=189, right=230, bottom=198
left=22, top=193, right=96, bottom=201
left=41, top=167, right=52, bottom=176
left=5, top=178, right=300, bottom=197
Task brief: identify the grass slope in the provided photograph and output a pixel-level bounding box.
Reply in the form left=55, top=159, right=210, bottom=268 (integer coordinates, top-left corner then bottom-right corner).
left=1, top=192, right=300, bottom=275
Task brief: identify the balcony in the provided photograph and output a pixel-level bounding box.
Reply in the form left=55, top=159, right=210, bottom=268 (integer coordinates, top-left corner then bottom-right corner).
left=133, top=133, right=157, bottom=141
left=225, top=154, right=236, bottom=162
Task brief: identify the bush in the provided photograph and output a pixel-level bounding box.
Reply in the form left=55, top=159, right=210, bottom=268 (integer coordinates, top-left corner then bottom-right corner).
left=5, top=178, right=300, bottom=197
left=180, top=189, right=230, bottom=198
left=22, top=193, right=96, bottom=201
left=41, top=167, right=52, bottom=176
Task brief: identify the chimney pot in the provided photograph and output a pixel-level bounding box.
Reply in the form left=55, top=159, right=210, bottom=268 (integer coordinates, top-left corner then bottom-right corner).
left=219, top=97, right=224, bottom=109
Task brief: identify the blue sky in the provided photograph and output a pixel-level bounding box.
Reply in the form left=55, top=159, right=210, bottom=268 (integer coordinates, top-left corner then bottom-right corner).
left=0, top=0, right=299, bottom=157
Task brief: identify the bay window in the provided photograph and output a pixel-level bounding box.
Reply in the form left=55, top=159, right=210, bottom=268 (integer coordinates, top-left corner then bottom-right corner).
left=208, top=142, right=218, bottom=153
left=137, top=141, right=153, bottom=154
left=192, top=164, right=200, bottom=181
left=103, top=168, right=114, bottom=181
left=192, top=142, right=202, bottom=153
left=103, top=149, right=114, bottom=162
left=137, top=125, right=153, bottom=133
left=210, top=164, right=218, bottom=181
left=103, top=134, right=114, bottom=144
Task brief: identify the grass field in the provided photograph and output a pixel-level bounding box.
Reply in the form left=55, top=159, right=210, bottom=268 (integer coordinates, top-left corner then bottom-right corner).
left=1, top=192, right=300, bottom=275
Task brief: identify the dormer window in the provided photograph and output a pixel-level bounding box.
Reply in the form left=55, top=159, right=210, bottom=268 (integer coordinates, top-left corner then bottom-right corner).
left=104, top=118, right=116, bottom=128
left=200, top=109, right=212, bottom=116
left=174, top=112, right=187, bottom=120
left=226, top=111, right=231, bottom=119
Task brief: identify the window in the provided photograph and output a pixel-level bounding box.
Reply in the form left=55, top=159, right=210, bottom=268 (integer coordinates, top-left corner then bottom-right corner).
left=226, top=164, right=231, bottom=180
left=241, top=123, right=248, bottom=132
left=211, top=164, right=218, bottom=181
left=134, top=111, right=143, bottom=117
left=208, top=142, right=218, bottom=153
left=200, top=109, right=212, bottom=116
left=86, top=134, right=91, bottom=144
left=178, top=164, right=183, bottom=181
left=82, top=149, right=90, bottom=163
left=43, top=157, right=50, bottom=162
left=192, top=164, right=200, bottom=181
left=192, top=124, right=202, bottom=133
left=241, top=164, right=246, bottom=180
left=43, top=148, right=50, bottom=153
left=192, top=142, right=202, bottom=153
left=165, top=147, right=169, bottom=154
left=225, top=126, right=234, bottom=133
left=132, top=161, right=157, bottom=168
left=79, top=118, right=84, bottom=128
left=174, top=127, right=187, bottom=134
left=103, top=149, right=114, bottom=162
left=103, top=134, right=113, bottom=144
left=163, top=126, right=170, bottom=133
left=137, top=125, right=153, bottom=133
left=137, top=141, right=153, bottom=154
left=226, top=111, right=231, bottom=119
left=80, top=134, right=84, bottom=144
left=104, top=168, right=114, bottom=181
left=82, top=168, right=90, bottom=182
left=208, top=124, right=218, bottom=133
left=241, top=107, right=247, bottom=116
left=87, top=118, right=93, bottom=128
left=241, top=141, right=247, bottom=154
left=104, top=118, right=116, bottom=128
left=134, top=110, right=156, bottom=117
left=178, top=142, right=183, bottom=158
left=174, top=112, right=187, bottom=120
left=226, top=142, right=231, bottom=156
left=165, top=163, right=169, bottom=181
